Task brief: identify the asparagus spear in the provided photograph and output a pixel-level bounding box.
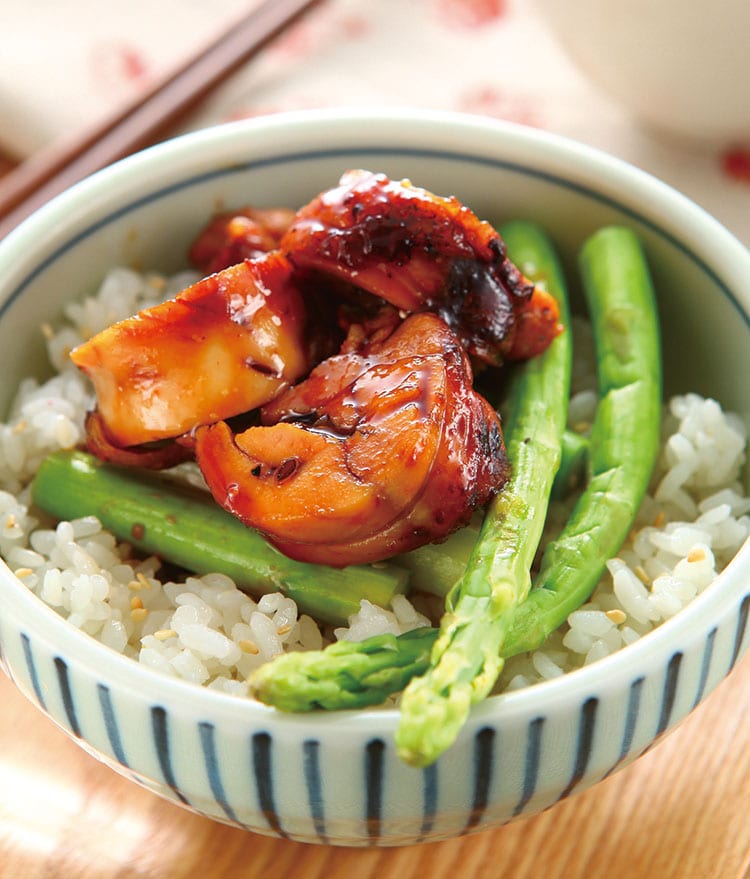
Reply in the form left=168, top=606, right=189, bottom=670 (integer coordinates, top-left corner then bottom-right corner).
left=250, top=627, right=437, bottom=711
left=551, top=429, right=589, bottom=500
left=393, top=220, right=572, bottom=766
left=502, top=225, right=661, bottom=655
left=31, top=450, right=408, bottom=626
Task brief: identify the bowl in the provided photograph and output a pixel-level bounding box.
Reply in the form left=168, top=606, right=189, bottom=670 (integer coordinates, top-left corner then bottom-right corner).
left=0, top=109, right=748, bottom=847
left=535, top=0, right=750, bottom=148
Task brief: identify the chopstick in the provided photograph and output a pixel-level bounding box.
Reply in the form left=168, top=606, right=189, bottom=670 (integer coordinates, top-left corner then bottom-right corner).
left=0, top=0, right=322, bottom=241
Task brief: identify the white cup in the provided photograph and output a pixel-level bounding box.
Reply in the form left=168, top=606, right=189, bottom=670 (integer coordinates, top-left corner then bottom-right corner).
left=535, top=0, right=750, bottom=148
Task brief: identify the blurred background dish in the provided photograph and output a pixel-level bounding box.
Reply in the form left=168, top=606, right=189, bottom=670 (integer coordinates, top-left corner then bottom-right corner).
left=535, top=0, right=750, bottom=149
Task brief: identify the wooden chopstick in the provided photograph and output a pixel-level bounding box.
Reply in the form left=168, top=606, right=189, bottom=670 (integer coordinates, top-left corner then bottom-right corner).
left=0, top=0, right=322, bottom=241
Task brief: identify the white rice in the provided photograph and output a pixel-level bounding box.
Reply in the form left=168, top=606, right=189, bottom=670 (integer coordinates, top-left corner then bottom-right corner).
left=0, top=270, right=748, bottom=699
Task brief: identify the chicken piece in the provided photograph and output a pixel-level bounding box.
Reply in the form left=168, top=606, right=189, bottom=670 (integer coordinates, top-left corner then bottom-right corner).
left=280, top=170, right=560, bottom=365
left=189, top=206, right=295, bottom=274
left=505, top=284, right=563, bottom=361
left=194, top=313, right=509, bottom=567
left=71, top=252, right=310, bottom=449
left=83, top=410, right=194, bottom=470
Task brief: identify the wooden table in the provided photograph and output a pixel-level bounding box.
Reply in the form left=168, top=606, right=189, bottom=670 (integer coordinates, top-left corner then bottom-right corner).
left=1, top=653, right=748, bottom=879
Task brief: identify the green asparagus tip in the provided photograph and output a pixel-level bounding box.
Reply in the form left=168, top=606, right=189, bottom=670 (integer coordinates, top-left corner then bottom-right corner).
left=249, top=627, right=438, bottom=712
left=395, top=675, right=474, bottom=767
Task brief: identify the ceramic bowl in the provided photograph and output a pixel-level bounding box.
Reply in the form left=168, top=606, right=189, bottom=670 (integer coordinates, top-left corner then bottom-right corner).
left=535, top=0, right=750, bottom=147
left=0, top=109, right=748, bottom=846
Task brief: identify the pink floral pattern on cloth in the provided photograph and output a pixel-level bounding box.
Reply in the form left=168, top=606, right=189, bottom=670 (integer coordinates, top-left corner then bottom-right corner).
left=455, top=85, right=539, bottom=127
left=435, top=0, right=507, bottom=28
left=2, top=0, right=748, bottom=245
left=89, top=41, right=152, bottom=93
left=723, top=149, right=750, bottom=186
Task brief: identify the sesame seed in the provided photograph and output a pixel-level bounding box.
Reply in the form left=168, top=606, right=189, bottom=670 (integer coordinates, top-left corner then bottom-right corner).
left=137, top=572, right=152, bottom=589
left=240, top=639, right=260, bottom=655
left=277, top=624, right=292, bottom=635
left=14, top=567, right=33, bottom=579
left=635, top=565, right=651, bottom=586
left=130, top=607, right=149, bottom=622
left=130, top=595, right=144, bottom=610
left=653, top=511, right=666, bottom=528
left=606, top=608, right=627, bottom=625
left=153, top=628, right=177, bottom=641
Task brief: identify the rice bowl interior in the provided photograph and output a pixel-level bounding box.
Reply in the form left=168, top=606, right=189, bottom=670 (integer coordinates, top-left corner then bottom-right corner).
left=1, top=271, right=746, bottom=696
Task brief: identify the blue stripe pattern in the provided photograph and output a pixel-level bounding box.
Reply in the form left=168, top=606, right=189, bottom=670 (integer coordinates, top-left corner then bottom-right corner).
left=419, top=763, right=439, bottom=840
left=198, top=721, right=245, bottom=827
left=303, top=739, right=327, bottom=843
left=97, top=683, right=128, bottom=767
left=656, top=652, right=683, bottom=737
left=619, top=676, right=644, bottom=760
left=54, top=657, right=81, bottom=738
left=693, top=627, right=718, bottom=709
left=252, top=731, right=287, bottom=838
left=514, top=716, right=545, bottom=816
left=729, top=593, right=750, bottom=670
left=558, top=697, right=599, bottom=801
left=465, top=727, right=496, bottom=831
left=20, top=632, right=46, bottom=710
left=151, top=705, right=190, bottom=805
left=601, top=675, right=645, bottom=779
left=365, top=738, right=385, bottom=842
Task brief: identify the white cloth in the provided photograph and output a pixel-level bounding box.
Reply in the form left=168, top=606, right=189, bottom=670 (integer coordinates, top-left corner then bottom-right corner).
left=2, top=0, right=748, bottom=245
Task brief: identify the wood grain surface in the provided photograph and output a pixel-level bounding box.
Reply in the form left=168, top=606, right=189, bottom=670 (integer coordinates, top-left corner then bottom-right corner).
left=1, top=653, right=748, bottom=879
left=0, top=152, right=16, bottom=179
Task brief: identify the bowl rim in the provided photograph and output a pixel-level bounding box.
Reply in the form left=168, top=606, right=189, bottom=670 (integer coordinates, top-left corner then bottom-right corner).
left=1, top=107, right=748, bottom=733
left=3, top=108, right=749, bottom=327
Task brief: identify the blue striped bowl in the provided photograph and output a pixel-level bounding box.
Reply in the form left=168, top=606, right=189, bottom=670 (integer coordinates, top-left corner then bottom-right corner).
left=1, top=110, right=748, bottom=846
